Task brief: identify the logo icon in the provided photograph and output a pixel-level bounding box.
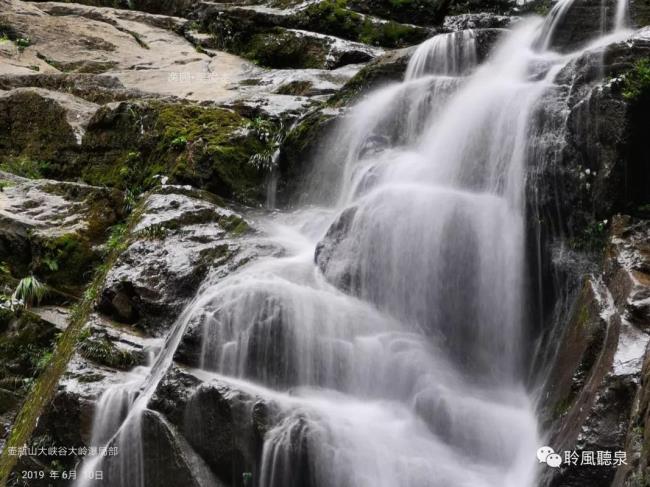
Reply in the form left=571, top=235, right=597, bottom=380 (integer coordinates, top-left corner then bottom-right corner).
left=537, top=446, right=562, bottom=468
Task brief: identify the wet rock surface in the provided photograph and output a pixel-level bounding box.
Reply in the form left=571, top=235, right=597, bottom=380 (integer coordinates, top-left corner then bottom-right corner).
left=543, top=217, right=650, bottom=487
left=0, top=171, right=122, bottom=289
left=1, top=0, right=650, bottom=485
left=97, top=187, right=250, bottom=333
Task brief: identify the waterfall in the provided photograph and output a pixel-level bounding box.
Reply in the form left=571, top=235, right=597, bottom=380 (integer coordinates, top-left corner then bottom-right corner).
left=74, top=2, right=635, bottom=486
left=404, top=30, right=478, bottom=79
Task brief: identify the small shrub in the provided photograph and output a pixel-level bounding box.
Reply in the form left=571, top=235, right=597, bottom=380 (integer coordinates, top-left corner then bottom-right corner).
left=622, top=59, right=650, bottom=101
left=136, top=224, right=167, bottom=240
left=170, top=135, right=188, bottom=150
left=78, top=337, right=139, bottom=370
left=106, top=223, right=128, bottom=253
left=11, top=276, right=47, bottom=309
left=15, top=37, right=30, bottom=50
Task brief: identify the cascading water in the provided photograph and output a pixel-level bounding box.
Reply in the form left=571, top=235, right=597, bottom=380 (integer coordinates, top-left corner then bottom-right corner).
left=74, top=2, right=635, bottom=486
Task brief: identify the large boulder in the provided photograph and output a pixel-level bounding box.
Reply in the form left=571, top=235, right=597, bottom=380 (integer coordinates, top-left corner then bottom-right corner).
left=97, top=186, right=254, bottom=334
left=148, top=367, right=272, bottom=485
left=0, top=171, right=122, bottom=291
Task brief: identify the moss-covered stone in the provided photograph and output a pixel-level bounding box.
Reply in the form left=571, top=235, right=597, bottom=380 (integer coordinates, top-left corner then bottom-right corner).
left=0, top=89, right=280, bottom=205
left=78, top=333, right=143, bottom=370
left=329, top=46, right=413, bottom=106
left=246, top=28, right=332, bottom=69
left=448, top=0, right=513, bottom=15
left=32, top=233, right=98, bottom=291
left=294, top=0, right=431, bottom=47
left=78, top=101, right=274, bottom=204
left=630, top=0, right=650, bottom=27
left=347, top=0, right=449, bottom=26
left=0, top=90, right=78, bottom=165
left=0, top=311, right=59, bottom=395
left=277, top=108, right=339, bottom=204
left=201, top=2, right=428, bottom=69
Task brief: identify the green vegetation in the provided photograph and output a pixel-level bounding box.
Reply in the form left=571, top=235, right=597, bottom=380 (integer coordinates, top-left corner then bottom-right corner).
left=78, top=335, right=141, bottom=370
left=0, top=179, right=13, bottom=191
left=11, top=276, right=47, bottom=309
left=136, top=224, right=168, bottom=240
left=78, top=102, right=274, bottom=204
left=622, top=59, right=650, bottom=101
left=296, top=0, right=429, bottom=48
left=220, top=214, right=250, bottom=235
left=170, top=135, right=188, bottom=150
left=0, top=156, right=49, bottom=179
left=15, top=37, right=30, bottom=50
left=0, top=200, right=143, bottom=484
left=245, top=29, right=329, bottom=69
left=570, top=218, right=609, bottom=252
left=34, top=233, right=98, bottom=291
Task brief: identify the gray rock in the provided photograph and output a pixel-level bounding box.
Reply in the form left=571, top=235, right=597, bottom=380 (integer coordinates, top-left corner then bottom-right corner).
left=542, top=216, right=650, bottom=487
left=98, top=186, right=250, bottom=334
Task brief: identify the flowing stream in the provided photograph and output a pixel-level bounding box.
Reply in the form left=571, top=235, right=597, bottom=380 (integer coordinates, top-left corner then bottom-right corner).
left=75, top=1, right=633, bottom=486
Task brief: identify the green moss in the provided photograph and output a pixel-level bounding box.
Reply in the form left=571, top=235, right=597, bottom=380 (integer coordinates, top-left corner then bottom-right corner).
left=0, top=312, right=58, bottom=388
left=245, top=29, right=328, bottom=69
left=219, top=214, right=250, bottom=235
left=0, top=201, right=144, bottom=484
left=0, top=179, right=13, bottom=191
left=78, top=336, right=141, bottom=370
left=34, top=233, right=97, bottom=291
left=78, top=102, right=273, bottom=203
left=0, top=156, right=49, bottom=179
left=298, top=0, right=428, bottom=47
left=0, top=90, right=78, bottom=166
left=135, top=224, right=168, bottom=240
left=623, top=58, right=650, bottom=101
left=576, top=303, right=591, bottom=329
left=552, top=396, right=573, bottom=419
left=276, top=80, right=314, bottom=95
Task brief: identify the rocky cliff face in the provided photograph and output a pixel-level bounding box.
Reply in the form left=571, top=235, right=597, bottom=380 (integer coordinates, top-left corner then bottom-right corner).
left=0, top=0, right=648, bottom=486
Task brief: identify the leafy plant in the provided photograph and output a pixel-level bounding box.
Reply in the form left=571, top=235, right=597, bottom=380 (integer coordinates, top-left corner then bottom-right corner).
left=170, top=135, right=188, bottom=150
left=40, top=257, right=59, bottom=272
left=34, top=351, right=53, bottom=374
left=137, top=224, right=167, bottom=240
left=78, top=336, right=139, bottom=370
left=106, top=223, right=128, bottom=253
left=123, top=187, right=140, bottom=214
left=11, top=276, right=47, bottom=309
left=15, top=37, right=30, bottom=50
left=622, top=59, right=650, bottom=101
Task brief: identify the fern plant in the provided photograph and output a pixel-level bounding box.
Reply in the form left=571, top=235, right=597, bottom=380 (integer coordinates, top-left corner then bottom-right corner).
left=11, top=276, right=47, bottom=309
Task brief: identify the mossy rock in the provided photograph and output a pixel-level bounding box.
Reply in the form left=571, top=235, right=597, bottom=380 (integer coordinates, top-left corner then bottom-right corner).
left=277, top=108, right=339, bottom=205
left=448, top=0, right=513, bottom=15
left=0, top=90, right=78, bottom=165
left=347, top=0, right=449, bottom=25
left=32, top=233, right=98, bottom=291
left=201, top=2, right=428, bottom=68
left=0, top=312, right=58, bottom=389
left=630, top=0, right=650, bottom=27
left=329, top=46, right=414, bottom=106
left=246, top=29, right=332, bottom=69
left=78, top=101, right=275, bottom=204
left=293, top=0, right=431, bottom=47
left=78, top=334, right=143, bottom=370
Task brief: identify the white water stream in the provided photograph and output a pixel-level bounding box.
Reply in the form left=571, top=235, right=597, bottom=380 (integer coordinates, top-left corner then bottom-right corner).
left=74, top=1, right=633, bottom=485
